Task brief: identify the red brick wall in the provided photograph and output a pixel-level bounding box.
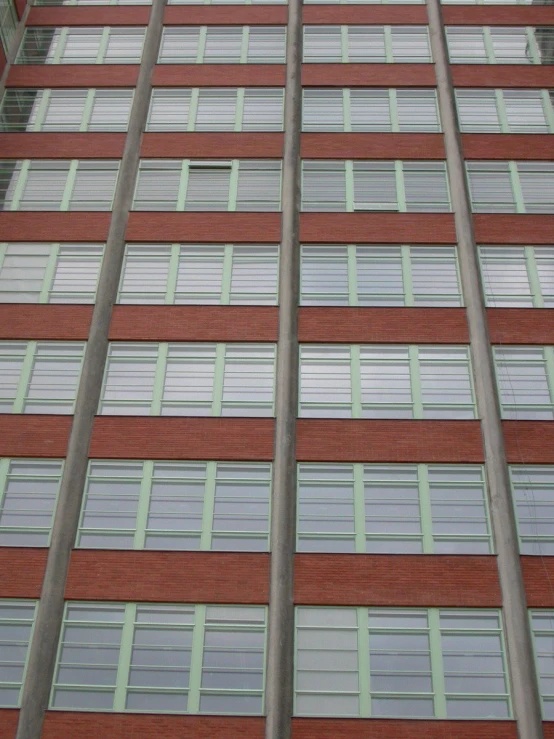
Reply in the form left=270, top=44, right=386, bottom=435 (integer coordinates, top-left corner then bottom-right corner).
left=163, top=6, right=286, bottom=25
left=302, top=64, right=436, bottom=87
left=66, top=551, right=269, bottom=604
left=153, top=65, right=286, bottom=87
left=7, top=65, right=139, bottom=88
left=292, top=718, right=518, bottom=739
left=294, top=555, right=501, bottom=607
left=0, top=213, right=110, bottom=242
left=488, top=309, right=554, bottom=345
left=300, top=213, right=456, bottom=244
left=0, top=134, right=126, bottom=160
left=298, top=307, right=468, bottom=344
left=462, top=135, right=554, bottom=161
left=504, top=422, right=554, bottom=464
left=303, top=6, right=427, bottom=25
left=442, top=6, right=554, bottom=26
left=297, top=420, right=484, bottom=463
left=474, top=216, right=554, bottom=245
left=0, top=305, right=92, bottom=340
left=0, top=415, right=71, bottom=458
left=0, top=710, right=18, bottom=739
left=522, top=557, right=554, bottom=608
left=141, top=133, right=283, bottom=159
left=452, top=66, right=554, bottom=89
left=301, top=133, right=445, bottom=160
left=126, top=213, right=281, bottom=242
left=27, top=6, right=151, bottom=25
left=544, top=723, right=554, bottom=738
left=42, top=714, right=265, bottom=739
left=0, top=548, right=47, bottom=598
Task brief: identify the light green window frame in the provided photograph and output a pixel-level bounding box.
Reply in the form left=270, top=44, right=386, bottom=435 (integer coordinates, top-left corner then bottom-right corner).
left=132, top=159, right=282, bottom=212
left=295, top=607, right=511, bottom=719
left=530, top=610, right=554, bottom=719
left=300, top=245, right=462, bottom=306
left=0, top=459, right=63, bottom=547
left=0, top=599, right=38, bottom=708
left=76, top=460, right=271, bottom=551
left=299, top=344, right=476, bottom=419
left=0, top=160, right=120, bottom=212
left=442, top=0, right=532, bottom=5
left=51, top=602, right=267, bottom=714
left=510, top=465, right=554, bottom=556
left=117, top=243, right=279, bottom=304
left=304, top=0, right=424, bottom=4
left=146, top=88, right=285, bottom=132
left=302, top=25, right=432, bottom=63
left=168, top=0, right=286, bottom=4
left=157, top=26, right=287, bottom=64
left=479, top=246, right=554, bottom=308
left=16, top=27, right=146, bottom=65
left=446, top=27, right=548, bottom=65
left=466, top=161, right=554, bottom=214
left=99, top=342, right=276, bottom=416
left=35, top=0, right=152, bottom=5
left=0, top=243, right=104, bottom=303
left=0, top=0, right=18, bottom=56
left=455, top=89, right=554, bottom=134
left=493, top=345, right=554, bottom=420
left=0, top=340, right=86, bottom=414
left=0, top=89, right=134, bottom=132
left=301, top=160, right=451, bottom=213
left=296, top=463, right=492, bottom=555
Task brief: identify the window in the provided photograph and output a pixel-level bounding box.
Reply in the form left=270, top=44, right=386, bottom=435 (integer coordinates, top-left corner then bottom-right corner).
left=295, top=607, right=510, bottom=718
left=0, top=341, right=85, bottom=414
left=168, top=0, right=285, bottom=4
left=511, top=466, right=554, bottom=555
left=455, top=89, right=554, bottom=133
left=466, top=162, right=554, bottom=214
left=531, top=610, right=554, bottom=719
left=299, top=345, right=475, bottom=419
left=479, top=246, right=554, bottom=308
left=0, top=161, right=119, bottom=211
left=77, top=460, right=270, bottom=550
left=443, top=0, right=532, bottom=4
left=36, top=0, right=151, bottom=5
left=446, top=27, right=552, bottom=65
left=303, top=26, right=432, bottom=63
left=158, top=27, right=286, bottom=64
left=51, top=602, right=266, bottom=713
left=146, top=88, right=284, bottom=132
left=0, top=89, right=134, bottom=132
left=133, top=160, right=281, bottom=211
left=16, top=28, right=146, bottom=64
left=118, top=244, right=278, bottom=304
left=0, top=459, right=62, bottom=546
left=0, top=600, right=37, bottom=708
left=297, top=463, right=492, bottom=554
left=100, top=342, right=275, bottom=416
left=301, top=161, right=450, bottom=213
left=305, top=0, right=424, bottom=3
left=0, top=0, right=18, bottom=56
left=494, top=346, right=554, bottom=419
left=0, top=243, right=103, bottom=303
left=302, top=89, right=440, bottom=132
left=300, top=245, right=461, bottom=306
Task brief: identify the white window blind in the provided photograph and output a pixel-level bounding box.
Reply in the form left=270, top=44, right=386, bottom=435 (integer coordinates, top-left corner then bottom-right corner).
left=158, top=27, right=286, bottom=64
left=17, top=27, right=146, bottom=64
left=446, top=26, right=549, bottom=64
left=531, top=610, right=554, bottom=720
left=511, top=466, right=554, bottom=556
left=466, top=162, right=554, bottom=214
left=494, top=346, right=554, bottom=419
left=303, top=26, right=432, bottom=63
left=479, top=246, right=554, bottom=308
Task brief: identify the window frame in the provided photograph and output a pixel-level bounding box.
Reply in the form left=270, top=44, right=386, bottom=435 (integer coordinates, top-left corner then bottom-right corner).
left=493, top=345, right=554, bottom=419
left=158, top=26, right=287, bottom=64
left=510, top=465, right=554, bottom=556
left=479, top=246, right=554, bottom=308
left=16, top=27, right=147, bottom=65
left=0, top=599, right=38, bottom=708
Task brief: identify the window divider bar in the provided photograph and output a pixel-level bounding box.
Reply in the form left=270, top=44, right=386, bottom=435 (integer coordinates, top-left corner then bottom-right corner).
left=235, top=88, right=245, bottom=132
left=428, top=608, right=447, bottom=718
left=188, top=89, right=199, bottom=131
left=540, top=90, right=554, bottom=133
left=51, top=28, right=68, bottom=65
left=176, top=160, right=190, bottom=211
left=350, top=344, right=362, bottom=418
left=342, top=89, right=351, bottom=133
left=113, top=602, right=136, bottom=711
left=389, top=89, right=400, bottom=133
left=200, top=462, right=216, bottom=550
left=345, top=161, right=354, bottom=213
left=408, top=345, right=423, bottom=418
left=508, top=161, right=525, bottom=214
left=32, top=90, right=51, bottom=132
left=13, top=341, right=36, bottom=414
left=240, top=27, right=249, bottom=64
left=196, top=27, right=207, bottom=65
left=39, top=245, right=60, bottom=304
left=543, top=347, right=554, bottom=411
left=401, top=245, right=414, bottom=306
left=221, top=244, right=233, bottom=304
left=347, top=244, right=358, bottom=306
left=187, top=604, right=205, bottom=714
left=166, top=243, right=180, bottom=304
left=482, top=27, right=495, bottom=64
left=151, top=343, right=168, bottom=415
left=9, top=160, right=30, bottom=211
left=353, top=464, right=366, bottom=553
left=96, top=27, right=111, bottom=65
left=525, top=27, right=541, bottom=65
left=395, top=160, right=406, bottom=212
left=60, top=160, right=79, bottom=212
left=340, top=25, right=348, bottom=64
left=80, top=89, right=96, bottom=132
left=133, top=461, right=151, bottom=550
left=0, top=458, right=10, bottom=513
left=494, top=90, right=510, bottom=134
left=525, top=246, right=543, bottom=309
left=418, top=463, right=434, bottom=553
left=228, top=160, right=239, bottom=212
left=212, top=343, right=225, bottom=416
left=357, top=607, right=371, bottom=718
left=384, top=26, right=394, bottom=64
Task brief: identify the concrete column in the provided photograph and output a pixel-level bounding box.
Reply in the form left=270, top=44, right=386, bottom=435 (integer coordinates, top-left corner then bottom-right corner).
left=426, top=1, right=544, bottom=736
left=15, top=2, right=166, bottom=737
left=264, top=0, right=303, bottom=737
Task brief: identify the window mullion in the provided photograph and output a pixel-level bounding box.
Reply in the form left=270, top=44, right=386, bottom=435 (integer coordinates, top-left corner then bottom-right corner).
left=409, top=344, right=423, bottom=418
left=52, top=28, right=68, bottom=64
left=133, top=460, right=152, bottom=549
left=39, top=244, right=60, bottom=303
left=525, top=27, right=541, bottom=64
left=508, top=161, right=525, bottom=213
left=196, top=27, right=207, bottom=64
left=340, top=26, right=348, bottom=63
left=357, top=607, right=370, bottom=718
left=32, top=90, right=52, bottom=132
left=166, top=243, right=180, bottom=304
left=0, top=458, right=9, bottom=512
left=428, top=608, right=447, bottom=718
left=187, top=604, right=205, bottom=714
left=188, top=89, right=199, bottom=131
left=228, top=160, right=239, bottom=211
left=495, top=89, right=510, bottom=133
left=394, top=160, right=406, bottom=212
left=60, top=160, right=79, bottom=212
left=13, top=341, right=36, bottom=413
left=343, top=89, right=351, bottom=133
left=347, top=245, right=358, bottom=306
left=177, top=160, right=190, bottom=211
left=112, top=602, right=135, bottom=711
left=235, top=88, right=245, bottom=132
left=212, top=343, right=226, bottom=416
left=401, top=245, right=414, bottom=306
left=418, top=463, right=434, bottom=553
left=482, top=27, right=495, bottom=63
left=540, top=90, right=554, bottom=133
left=97, top=27, right=111, bottom=65
left=389, top=88, right=399, bottom=132
left=353, top=463, right=366, bottom=554
left=384, top=26, right=394, bottom=63
left=200, top=461, right=216, bottom=550
left=525, top=246, right=543, bottom=308
left=351, top=344, right=362, bottom=418
left=221, top=244, right=233, bottom=304
left=9, top=160, right=31, bottom=211
left=345, top=160, right=354, bottom=212
left=151, top=343, right=169, bottom=415
left=544, top=346, right=554, bottom=413
left=240, top=27, right=249, bottom=64
left=80, top=89, right=96, bottom=132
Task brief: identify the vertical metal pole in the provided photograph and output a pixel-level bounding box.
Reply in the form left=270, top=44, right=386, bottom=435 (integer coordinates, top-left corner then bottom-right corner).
left=426, top=1, right=544, bottom=736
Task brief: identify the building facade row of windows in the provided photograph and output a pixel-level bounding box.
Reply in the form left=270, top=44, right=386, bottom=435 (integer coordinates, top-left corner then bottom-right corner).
left=29, top=0, right=543, bottom=5
left=2, top=601, right=554, bottom=718
left=1, top=459, right=552, bottom=556
left=2, top=341, right=554, bottom=419
left=2, top=159, right=553, bottom=213
left=3, top=87, right=554, bottom=134
left=1, top=243, right=553, bottom=308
